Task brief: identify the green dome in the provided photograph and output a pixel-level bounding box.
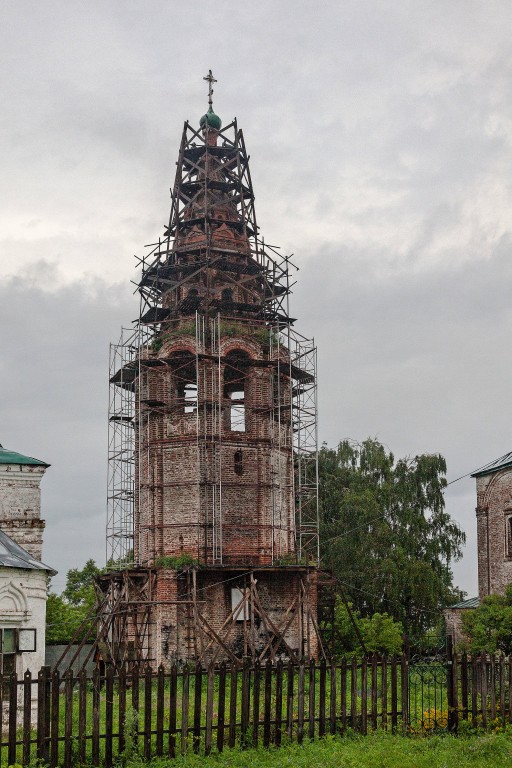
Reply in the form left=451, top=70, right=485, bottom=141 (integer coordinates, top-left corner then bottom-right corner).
left=199, top=107, right=222, bottom=130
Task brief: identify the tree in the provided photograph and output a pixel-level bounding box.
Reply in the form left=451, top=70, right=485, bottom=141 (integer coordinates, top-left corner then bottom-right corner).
left=319, top=439, right=465, bottom=637
left=333, top=598, right=403, bottom=656
left=46, top=560, right=101, bottom=644
left=461, top=586, right=512, bottom=654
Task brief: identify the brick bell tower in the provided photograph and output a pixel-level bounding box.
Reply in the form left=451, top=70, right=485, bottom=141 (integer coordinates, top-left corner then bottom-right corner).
left=102, top=73, right=321, bottom=667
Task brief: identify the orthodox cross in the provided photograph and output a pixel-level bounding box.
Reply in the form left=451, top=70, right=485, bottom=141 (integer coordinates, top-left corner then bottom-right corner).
left=203, top=69, right=217, bottom=109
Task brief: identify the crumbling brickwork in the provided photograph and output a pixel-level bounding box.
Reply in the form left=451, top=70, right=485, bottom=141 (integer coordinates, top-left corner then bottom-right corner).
left=106, top=96, right=320, bottom=666
left=0, top=464, right=46, bottom=560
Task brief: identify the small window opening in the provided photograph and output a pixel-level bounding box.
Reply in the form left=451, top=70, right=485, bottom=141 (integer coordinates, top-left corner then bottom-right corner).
left=230, top=390, right=245, bottom=432
left=234, top=449, right=243, bottom=475
left=184, top=383, right=197, bottom=414
left=231, top=587, right=249, bottom=621
left=1, top=628, right=16, bottom=674
left=222, top=288, right=233, bottom=303
left=188, top=288, right=198, bottom=297
left=506, top=515, right=512, bottom=557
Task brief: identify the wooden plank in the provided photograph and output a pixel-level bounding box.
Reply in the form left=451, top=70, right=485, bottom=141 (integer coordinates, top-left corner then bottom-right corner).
left=44, top=666, right=51, bottom=764
left=275, top=659, right=283, bottom=746
left=36, top=668, right=46, bottom=762
left=144, top=666, right=153, bottom=760
left=50, top=668, right=60, bottom=768
left=361, top=656, right=367, bottom=735
left=371, top=655, right=378, bottom=730
left=509, top=656, right=512, bottom=724
left=132, top=667, right=140, bottom=754
left=252, top=659, right=261, bottom=748
left=308, top=658, right=316, bottom=740
left=228, top=665, right=238, bottom=749
left=318, top=658, right=326, bottom=737
left=156, top=665, right=165, bottom=757
left=381, top=656, right=388, bottom=731
left=329, top=660, right=337, bottom=735
left=400, top=654, right=408, bottom=732
left=205, top=664, right=215, bottom=756
left=391, top=656, right=398, bottom=732
left=297, top=661, right=305, bottom=744
left=489, top=654, right=496, bottom=721
left=461, top=652, right=469, bottom=720
left=241, top=660, right=250, bottom=747
left=117, top=667, right=126, bottom=757
left=78, top=669, right=87, bottom=764
left=23, top=670, right=32, bottom=767
left=217, top=662, right=227, bottom=753
left=480, top=655, right=488, bottom=728
left=263, top=659, right=272, bottom=747
left=350, top=657, right=358, bottom=731
left=168, top=664, right=178, bottom=758
left=105, top=667, right=114, bottom=768
left=8, top=672, right=17, bottom=768
left=64, top=670, right=74, bottom=768
left=340, top=658, right=347, bottom=733
left=286, top=660, right=294, bottom=741
left=193, top=663, right=202, bottom=754
left=471, top=654, right=478, bottom=727
left=92, top=668, right=101, bottom=767
left=500, top=654, right=506, bottom=723
left=181, top=664, right=190, bottom=755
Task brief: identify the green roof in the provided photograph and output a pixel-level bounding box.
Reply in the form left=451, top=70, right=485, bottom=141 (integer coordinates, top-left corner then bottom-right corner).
left=472, top=451, right=512, bottom=478
left=450, top=596, right=479, bottom=609
left=0, top=444, right=49, bottom=467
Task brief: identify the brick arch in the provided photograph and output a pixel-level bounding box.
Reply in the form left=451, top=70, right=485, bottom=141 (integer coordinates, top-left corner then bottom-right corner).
left=482, top=469, right=512, bottom=508
left=159, top=339, right=197, bottom=358
left=220, top=338, right=261, bottom=358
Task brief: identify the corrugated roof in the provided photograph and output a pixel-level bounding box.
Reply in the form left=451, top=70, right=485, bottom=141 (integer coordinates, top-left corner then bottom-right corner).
left=449, top=596, right=480, bottom=609
left=0, top=530, right=56, bottom=575
left=472, top=451, right=512, bottom=478
left=0, top=444, right=49, bottom=467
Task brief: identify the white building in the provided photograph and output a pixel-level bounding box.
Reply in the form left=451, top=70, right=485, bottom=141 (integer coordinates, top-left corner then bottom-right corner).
left=0, top=445, right=55, bottom=679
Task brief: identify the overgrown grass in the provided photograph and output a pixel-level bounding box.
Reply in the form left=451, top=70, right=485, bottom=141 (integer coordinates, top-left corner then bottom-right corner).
left=124, top=730, right=512, bottom=768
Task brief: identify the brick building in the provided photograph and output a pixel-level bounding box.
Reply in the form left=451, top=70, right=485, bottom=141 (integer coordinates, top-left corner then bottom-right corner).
left=474, top=452, right=512, bottom=597
left=101, top=80, right=322, bottom=667
left=445, top=452, right=512, bottom=644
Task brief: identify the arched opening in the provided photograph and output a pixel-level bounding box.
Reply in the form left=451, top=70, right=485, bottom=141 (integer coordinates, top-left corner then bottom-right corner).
left=169, top=351, right=197, bottom=414
left=221, top=287, right=233, bottom=303
left=224, top=350, right=250, bottom=433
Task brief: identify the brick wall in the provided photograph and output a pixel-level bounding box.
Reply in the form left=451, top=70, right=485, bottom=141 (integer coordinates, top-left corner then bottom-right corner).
left=476, top=468, right=512, bottom=597
left=0, top=465, right=46, bottom=560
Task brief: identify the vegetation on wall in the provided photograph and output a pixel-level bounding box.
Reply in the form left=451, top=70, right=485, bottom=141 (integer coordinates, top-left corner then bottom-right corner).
left=319, top=438, right=466, bottom=638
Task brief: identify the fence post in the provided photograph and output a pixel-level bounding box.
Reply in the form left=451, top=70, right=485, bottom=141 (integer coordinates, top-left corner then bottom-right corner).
left=36, top=666, right=49, bottom=763
left=50, top=667, right=60, bottom=768
left=446, top=636, right=459, bottom=732
left=193, top=662, right=202, bottom=754
left=23, top=670, right=32, bottom=767
left=7, top=671, right=17, bottom=767
left=217, top=662, right=226, bottom=753
left=156, top=665, right=165, bottom=757
left=64, top=669, right=74, bottom=768
left=400, top=653, right=409, bottom=732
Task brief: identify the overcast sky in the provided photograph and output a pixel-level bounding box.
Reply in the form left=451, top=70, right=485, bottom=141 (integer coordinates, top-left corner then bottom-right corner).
left=1, top=0, right=511, bottom=596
